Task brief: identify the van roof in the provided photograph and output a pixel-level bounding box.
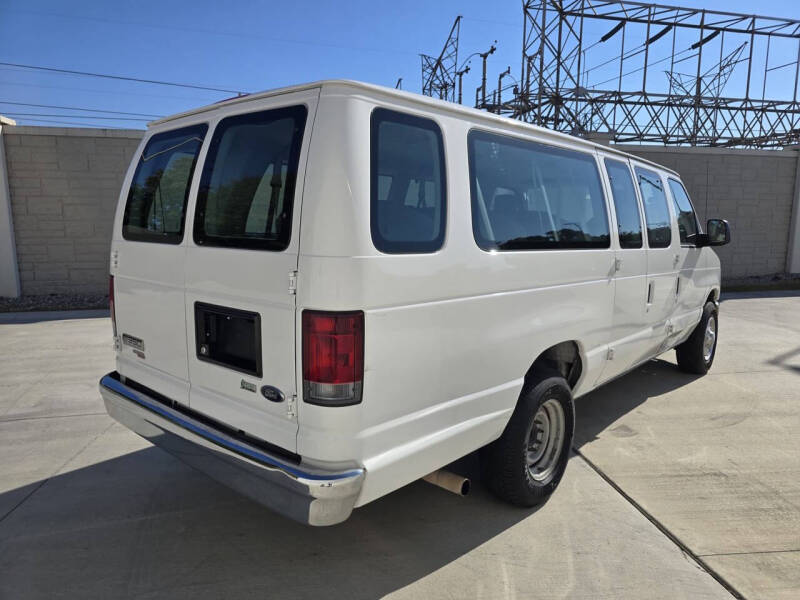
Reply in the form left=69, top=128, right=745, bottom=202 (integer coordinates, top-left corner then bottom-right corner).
left=149, top=79, right=678, bottom=177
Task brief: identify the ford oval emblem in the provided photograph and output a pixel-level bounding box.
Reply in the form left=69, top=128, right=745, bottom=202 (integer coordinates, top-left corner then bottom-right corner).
left=260, top=385, right=285, bottom=403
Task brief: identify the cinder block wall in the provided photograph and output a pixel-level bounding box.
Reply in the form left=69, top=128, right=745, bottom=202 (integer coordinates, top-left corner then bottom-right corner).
left=2, top=125, right=798, bottom=295
left=3, top=127, right=143, bottom=295
left=623, top=146, right=799, bottom=282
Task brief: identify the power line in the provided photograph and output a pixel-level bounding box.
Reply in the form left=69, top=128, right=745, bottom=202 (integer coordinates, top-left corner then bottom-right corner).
left=0, top=101, right=162, bottom=118
left=0, top=78, right=223, bottom=102
left=8, top=117, right=131, bottom=128
left=0, top=62, right=246, bottom=95
left=3, top=112, right=150, bottom=121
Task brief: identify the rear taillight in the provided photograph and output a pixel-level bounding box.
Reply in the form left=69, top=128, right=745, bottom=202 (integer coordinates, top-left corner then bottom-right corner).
left=302, top=310, right=364, bottom=406
left=109, top=275, right=117, bottom=340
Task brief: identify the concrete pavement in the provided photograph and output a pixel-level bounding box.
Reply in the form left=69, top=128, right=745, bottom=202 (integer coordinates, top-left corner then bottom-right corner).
left=0, top=293, right=798, bottom=598
left=574, top=291, right=800, bottom=599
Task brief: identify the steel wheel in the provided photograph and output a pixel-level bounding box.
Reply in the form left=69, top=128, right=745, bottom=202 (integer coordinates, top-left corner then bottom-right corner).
left=703, top=315, right=717, bottom=362
left=525, top=398, right=566, bottom=483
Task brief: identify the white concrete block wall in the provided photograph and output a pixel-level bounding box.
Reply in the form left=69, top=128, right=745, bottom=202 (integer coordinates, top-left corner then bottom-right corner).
left=2, top=126, right=143, bottom=296
left=1, top=125, right=799, bottom=296
left=623, top=146, right=799, bottom=282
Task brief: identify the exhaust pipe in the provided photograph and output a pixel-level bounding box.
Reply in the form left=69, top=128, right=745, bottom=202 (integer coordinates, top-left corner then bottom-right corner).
left=423, top=470, right=470, bottom=496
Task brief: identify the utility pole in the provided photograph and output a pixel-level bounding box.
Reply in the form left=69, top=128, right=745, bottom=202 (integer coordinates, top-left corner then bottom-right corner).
left=456, top=65, right=470, bottom=104
left=497, top=66, right=511, bottom=112
left=479, top=42, right=497, bottom=109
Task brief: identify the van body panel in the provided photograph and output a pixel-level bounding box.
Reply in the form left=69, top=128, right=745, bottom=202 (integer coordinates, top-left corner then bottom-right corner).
left=594, top=152, right=652, bottom=384
left=112, top=243, right=191, bottom=395
left=110, top=129, right=202, bottom=406
left=105, top=80, right=724, bottom=524
left=183, top=88, right=320, bottom=452
left=295, top=92, right=615, bottom=501
left=667, top=178, right=711, bottom=339
left=628, top=162, right=680, bottom=356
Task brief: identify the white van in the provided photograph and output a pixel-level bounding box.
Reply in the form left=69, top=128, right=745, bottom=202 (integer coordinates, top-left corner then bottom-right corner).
left=99, top=80, right=730, bottom=526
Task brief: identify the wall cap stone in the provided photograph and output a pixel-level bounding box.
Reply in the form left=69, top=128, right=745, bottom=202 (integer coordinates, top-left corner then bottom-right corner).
left=615, top=143, right=798, bottom=158
left=4, top=125, right=144, bottom=139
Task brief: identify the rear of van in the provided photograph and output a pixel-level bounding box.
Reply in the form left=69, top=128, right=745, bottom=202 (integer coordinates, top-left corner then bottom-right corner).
left=99, top=83, right=365, bottom=526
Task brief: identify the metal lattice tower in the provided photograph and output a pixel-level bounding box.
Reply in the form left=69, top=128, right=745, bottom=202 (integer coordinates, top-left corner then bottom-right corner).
left=500, top=0, right=800, bottom=148
left=421, top=16, right=462, bottom=102
left=666, top=43, right=747, bottom=99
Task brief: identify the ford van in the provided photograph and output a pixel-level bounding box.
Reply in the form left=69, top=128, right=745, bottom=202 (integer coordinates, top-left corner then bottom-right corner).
left=99, top=80, right=730, bottom=525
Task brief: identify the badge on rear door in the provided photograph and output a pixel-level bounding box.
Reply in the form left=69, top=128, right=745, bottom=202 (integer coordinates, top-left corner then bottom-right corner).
left=260, top=385, right=285, bottom=403
left=122, top=333, right=145, bottom=351
left=240, top=379, right=257, bottom=393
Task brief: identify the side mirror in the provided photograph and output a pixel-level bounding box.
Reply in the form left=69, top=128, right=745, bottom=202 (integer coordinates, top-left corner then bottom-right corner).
left=697, top=219, right=730, bottom=247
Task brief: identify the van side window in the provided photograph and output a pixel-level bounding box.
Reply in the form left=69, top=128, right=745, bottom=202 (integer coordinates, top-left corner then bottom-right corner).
left=635, top=167, right=672, bottom=249
left=668, top=179, right=700, bottom=245
left=122, top=124, right=207, bottom=244
left=194, top=105, right=307, bottom=251
left=468, top=130, right=609, bottom=250
left=371, top=108, right=446, bottom=253
left=603, top=159, right=642, bottom=249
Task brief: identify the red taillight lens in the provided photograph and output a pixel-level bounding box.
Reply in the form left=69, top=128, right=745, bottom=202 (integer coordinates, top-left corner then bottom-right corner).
left=109, top=274, right=117, bottom=339
left=302, top=310, right=364, bottom=406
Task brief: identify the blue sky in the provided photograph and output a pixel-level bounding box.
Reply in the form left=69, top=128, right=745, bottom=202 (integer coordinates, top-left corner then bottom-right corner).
left=1, top=0, right=798, bottom=129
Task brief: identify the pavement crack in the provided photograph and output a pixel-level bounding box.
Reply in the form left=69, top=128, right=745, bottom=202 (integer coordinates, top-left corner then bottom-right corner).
left=573, top=447, right=744, bottom=600
left=0, top=478, right=50, bottom=527
left=698, top=549, right=800, bottom=557
left=0, top=421, right=114, bottom=527
left=0, top=412, right=107, bottom=424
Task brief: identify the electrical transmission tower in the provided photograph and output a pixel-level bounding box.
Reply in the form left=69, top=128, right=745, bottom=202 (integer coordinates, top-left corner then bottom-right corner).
left=666, top=43, right=747, bottom=99
left=497, top=0, right=800, bottom=148
left=421, top=16, right=462, bottom=102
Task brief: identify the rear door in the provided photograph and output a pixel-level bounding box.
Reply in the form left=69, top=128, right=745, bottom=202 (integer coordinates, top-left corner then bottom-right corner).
left=112, top=123, right=208, bottom=404
left=184, top=90, right=318, bottom=452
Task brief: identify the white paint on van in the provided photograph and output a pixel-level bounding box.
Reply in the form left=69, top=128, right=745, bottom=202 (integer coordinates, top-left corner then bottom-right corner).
left=110, top=80, right=721, bottom=509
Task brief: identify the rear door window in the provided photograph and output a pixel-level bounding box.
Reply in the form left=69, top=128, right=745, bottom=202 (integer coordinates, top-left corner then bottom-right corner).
left=194, top=105, right=307, bottom=251
left=122, top=124, right=207, bottom=243
left=371, top=108, right=446, bottom=253
left=468, top=130, right=609, bottom=250
left=635, top=167, right=672, bottom=249
left=604, top=158, right=643, bottom=249
left=668, top=179, right=700, bottom=245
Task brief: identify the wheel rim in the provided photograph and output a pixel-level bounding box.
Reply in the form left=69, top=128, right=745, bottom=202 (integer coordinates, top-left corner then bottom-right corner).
left=703, top=315, right=717, bottom=362
left=525, top=398, right=566, bottom=482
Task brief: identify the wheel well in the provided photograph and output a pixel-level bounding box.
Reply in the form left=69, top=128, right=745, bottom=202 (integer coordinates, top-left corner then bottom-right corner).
left=707, top=288, right=719, bottom=303
left=525, top=341, right=582, bottom=389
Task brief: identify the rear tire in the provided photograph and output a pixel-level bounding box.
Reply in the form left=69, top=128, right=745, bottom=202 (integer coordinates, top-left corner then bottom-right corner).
left=482, top=371, right=574, bottom=507
left=676, top=300, right=718, bottom=375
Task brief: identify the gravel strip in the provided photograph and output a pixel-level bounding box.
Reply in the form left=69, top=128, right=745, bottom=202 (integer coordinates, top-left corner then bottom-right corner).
left=0, top=294, right=109, bottom=313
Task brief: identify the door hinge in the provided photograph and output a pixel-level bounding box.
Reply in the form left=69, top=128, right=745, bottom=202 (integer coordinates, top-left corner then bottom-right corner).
left=110, top=249, right=119, bottom=270
left=606, top=348, right=615, bottom=361
left=614, top=257, right=623, bottom=272
left=288, top=270, right=298, bottom=295
left=287, top=394, right=297, bottom=419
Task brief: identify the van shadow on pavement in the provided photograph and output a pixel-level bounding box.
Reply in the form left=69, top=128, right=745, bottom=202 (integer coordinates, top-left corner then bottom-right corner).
left=0, top=445, right=539, bottom=599
left=573, top=357, right=701, bottom=449
left=0, top=359, right=702, bottom=599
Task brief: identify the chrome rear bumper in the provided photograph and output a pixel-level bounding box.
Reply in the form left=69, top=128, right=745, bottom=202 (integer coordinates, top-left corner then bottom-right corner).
left=99, top=372, right=364, bottom=526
